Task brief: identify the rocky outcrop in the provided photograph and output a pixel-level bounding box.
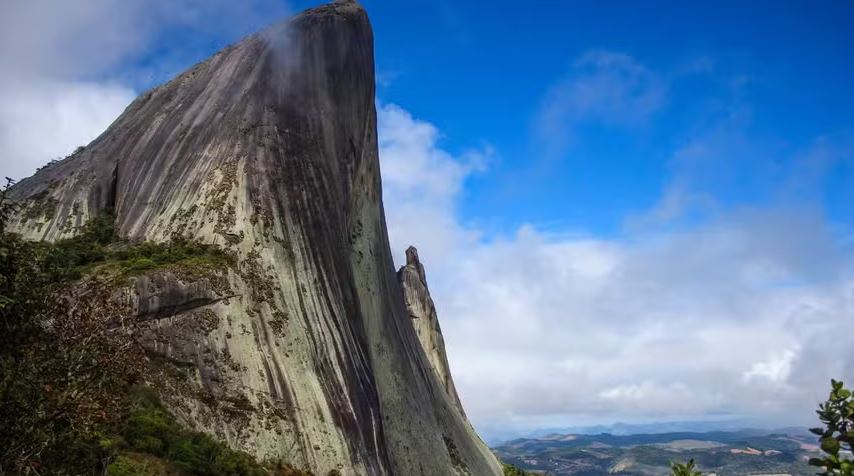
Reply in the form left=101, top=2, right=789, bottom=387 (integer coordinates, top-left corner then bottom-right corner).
left=7, top=2, right=500, bottom=475
left=397, top=246, right=466, bottom=416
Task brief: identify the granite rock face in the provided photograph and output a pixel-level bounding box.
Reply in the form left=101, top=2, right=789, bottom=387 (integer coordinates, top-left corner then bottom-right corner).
left=397, top=246, right=466, bottom=416
left=7, top=2, right=500, bottom=475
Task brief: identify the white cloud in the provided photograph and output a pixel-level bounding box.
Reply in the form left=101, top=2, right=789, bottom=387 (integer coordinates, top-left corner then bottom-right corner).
left=440, top=209, right=853, bottom=436
left=378, top=102, right=490, bottom=268
left=743, top=349, right=798, bottom=385
left=0, top=79, right=135, bottom=180
left=378, top=103, right=854, bottom=441
left=0, top=0, right=290, bottom=180
left=599, top=381, right=725, bottom=415
left=0, top=0, right=290, bottom=79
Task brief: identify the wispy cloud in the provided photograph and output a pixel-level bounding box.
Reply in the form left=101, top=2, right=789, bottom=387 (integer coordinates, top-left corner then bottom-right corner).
left=633, top=102, right=854, bottom=230
left=534, top=50, right=667, bottom=160
left=376, top=70, right=403, bottom=88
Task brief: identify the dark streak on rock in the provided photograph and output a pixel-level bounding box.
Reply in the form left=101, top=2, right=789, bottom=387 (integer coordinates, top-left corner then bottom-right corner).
left=6, top=2, right=501, bottom=474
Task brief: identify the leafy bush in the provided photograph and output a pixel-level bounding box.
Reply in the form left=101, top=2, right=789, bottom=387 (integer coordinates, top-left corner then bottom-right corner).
left=503, top=463, right=530, bottom=475
left=127, top=257, right=157, bottom=272
left=810, top=379, right=854, bottom=475
left=670, top=459, right=702, bottom=476
left=0, top=181, right=307, bottom=475
left=26, top=210, right=232, bottom=281
left=116, top=387, right=267, bottom=476
left=37, top=211, right=115, bottom=280
left=0, top=183, right=238, bottom=475
left=113, top=239, right=232, bottom=276
left=0, top=181, right=144, bottom=474
left=106, top=454, right=163, bottom=476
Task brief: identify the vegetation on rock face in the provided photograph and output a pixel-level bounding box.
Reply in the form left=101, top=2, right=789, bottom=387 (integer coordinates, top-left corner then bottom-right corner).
left=809, top=379, right=854, bottom=475
left=34, top=145, right=85, bottom=173
left=105, top=387, right=270, bottom=476
left=502, top=463, right=531, bottom=475
left=36, top=210, right=233, bottom=281
left=0, top=180, right=310, bottom=475
left=0, top=179, right=145, bottom=474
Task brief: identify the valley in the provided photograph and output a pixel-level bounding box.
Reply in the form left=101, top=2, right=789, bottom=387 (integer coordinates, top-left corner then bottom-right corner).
left=494, top=430, right=821, bottom=476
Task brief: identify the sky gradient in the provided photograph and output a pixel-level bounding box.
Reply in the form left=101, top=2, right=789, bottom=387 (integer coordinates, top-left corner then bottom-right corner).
left=1, top=0, right=853, bottom=442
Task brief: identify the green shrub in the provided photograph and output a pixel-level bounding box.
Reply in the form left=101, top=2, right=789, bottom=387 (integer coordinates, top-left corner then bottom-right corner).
left=0, top=187, right=143, bottom=474
left=503, top=463, right=530, bottom=476
left=121, top=387, right=267, bottom=476
left=0, top=200, right=235, bottom=474
left=106, top=454, right=158, bottom=476
left=670, top=459, right=702, bottom=476
left=26, top=212, right=233, bottom=280
left=809, top=379, right=854, bottom=475
left=127, top=257, right=157, bottom=272
left=0, top=191, right=287, bottom=475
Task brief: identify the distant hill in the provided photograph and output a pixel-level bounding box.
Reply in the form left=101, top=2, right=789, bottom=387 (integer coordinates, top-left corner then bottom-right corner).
left=493, top=429, right=820, bottom=475
left=482, top=420, right=813, bottom=446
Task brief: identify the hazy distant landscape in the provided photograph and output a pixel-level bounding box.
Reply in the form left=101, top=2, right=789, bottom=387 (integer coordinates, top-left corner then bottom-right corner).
left=494, top=430, right=822, bottom=475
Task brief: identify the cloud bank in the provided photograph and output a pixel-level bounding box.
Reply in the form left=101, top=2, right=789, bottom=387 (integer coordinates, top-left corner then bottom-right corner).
left=377, top=56, right=854, bottom=440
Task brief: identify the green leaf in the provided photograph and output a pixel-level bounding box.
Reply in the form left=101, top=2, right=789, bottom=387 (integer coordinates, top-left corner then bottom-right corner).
left=821, top=437, right=841, bottom=455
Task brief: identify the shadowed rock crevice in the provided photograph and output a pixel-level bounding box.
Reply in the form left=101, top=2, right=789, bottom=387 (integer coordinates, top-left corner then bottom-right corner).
left=8, top=2, right=501, bottom=475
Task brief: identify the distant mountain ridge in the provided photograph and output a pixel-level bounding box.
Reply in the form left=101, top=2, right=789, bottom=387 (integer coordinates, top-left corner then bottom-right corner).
left=486, top=421, right=812, bottom=446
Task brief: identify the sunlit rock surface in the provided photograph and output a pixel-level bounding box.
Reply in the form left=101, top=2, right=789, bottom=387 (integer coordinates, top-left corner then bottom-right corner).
left=7, top=2, right=500, bottom=475
left=397, top=246, right=466, bottom=416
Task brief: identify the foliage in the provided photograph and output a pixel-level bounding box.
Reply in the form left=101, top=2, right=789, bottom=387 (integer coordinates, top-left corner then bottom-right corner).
left=36, top=211, right=115, bottom=280
left=105, top=453, right=181, bottom=476
left=35, top=146, right=85, bottom=172
left=36, top=159, right=61, bottom=172
left=503, top=463, right=531, bottom=475
left=0, top=179, right=145, bottom=474
left=670, top=458, right=702, bottom=476
left=36, top=212, right=232, bottom=281
left=810, top=379, right=854, bottom=475
left=106, top=238, right=233, bottom=277
left=0, top=180, right=305, bottom=475
left=106, top=387, right=268, bottom=476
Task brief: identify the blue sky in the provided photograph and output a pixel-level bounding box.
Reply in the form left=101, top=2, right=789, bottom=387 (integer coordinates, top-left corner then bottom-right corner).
left=2, top=0, right=854, bottom=440
left=363, top=0, right=854, bottom=237
left=5, top=0, right=854, bottom=234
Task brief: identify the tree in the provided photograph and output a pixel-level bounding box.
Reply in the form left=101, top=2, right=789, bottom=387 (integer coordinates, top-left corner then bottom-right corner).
left=0, top=181, right=278, bottom=475
left=670, top=459, right=702, bottom=476
left=810, top=379, right=854, bottom=475
left=0, top=179, right=145, bottom=474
